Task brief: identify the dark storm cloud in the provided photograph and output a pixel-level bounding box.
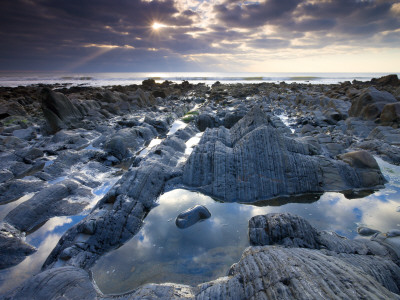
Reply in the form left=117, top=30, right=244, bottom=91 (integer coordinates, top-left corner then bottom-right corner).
left=1, top=0, right=400, bottom=71
left=0, top=0, right=201, bottom=71
left=214, top=0, right=400, bottom=43
left=214, top=0, right=302, bottom=28
left=295, top=0, right=400, bottom=36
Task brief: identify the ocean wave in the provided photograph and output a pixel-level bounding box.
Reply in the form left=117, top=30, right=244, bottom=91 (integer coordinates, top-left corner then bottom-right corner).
left=59, top=76, right=93, bottom=80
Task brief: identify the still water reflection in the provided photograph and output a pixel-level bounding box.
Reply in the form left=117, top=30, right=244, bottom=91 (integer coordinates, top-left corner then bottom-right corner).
left=92, top=157, right=400, bottom=295
left=0, top=215, right=85, bottom=294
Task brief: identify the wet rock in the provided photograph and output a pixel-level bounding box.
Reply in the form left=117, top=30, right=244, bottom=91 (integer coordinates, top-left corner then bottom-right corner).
left=339, top=150, right=385, bottom=187
left=183, top=106, right=385, bottom=202
left=41, top=88, right=83, bottom=133
left=223, top=111, right=245, bottom=129
left=175, top=205, right=211, bottom=229
left=372, top=233, right=400, bottom=260
left=4, top=266, right=97, bottom=300
left=111, top=125, right=157, bottom=151
left=338, top=150, right=380, bottom=170
left=248, top=213, right=400, bottom=295
left=197, top=113, right=218, bottom=132
left=15, top=147, right=44, bottom=161
left=4, top=180, right=92, bottom=232
left=104, top=136, right=130, bottom=161
left=368, top=126, right=400, bottom=145
left=249, top=213, right=394, bottom=259
left=348, top=87, right=397, bottom=120
left=371, top=74, right=400, bottom=86
left=357, top=140, right=400, bottom=165
left=130, top=88, right=156, bottom=107
left=1, top=136, right=28, bottom=149
left=227, top=246, right=400, bottom=299
left=357, top=226, right=381, bottom=236
left=0, top=223, right=36, bottom=270
left=12, top=127, right=36, bottom=141
left=387, top=229, right=400, bottom=238
left=0, top=102, right=27, bottom=119
left=50, top=130, right=91, bottom=150
left=0, top=179, right=44, bottom=205
left=0, top=170, right=14, bottom=183
left=42, top=127, right=193, bottom=270
left=144, top=116, right=169, bottom=135
left=345, top=118, right=376, bottom=138
left=116, top=283, right=195, bottom=300
left=380, top=102, right=400, bottom=126
left=249, top=213, right=320, bottom=248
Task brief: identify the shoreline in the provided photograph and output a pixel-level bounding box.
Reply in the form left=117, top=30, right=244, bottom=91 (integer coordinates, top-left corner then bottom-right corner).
left=1, top=72, right=399, bottom=88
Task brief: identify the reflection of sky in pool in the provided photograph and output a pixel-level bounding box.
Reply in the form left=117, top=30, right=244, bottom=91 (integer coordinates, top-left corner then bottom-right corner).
left=0, top=215, right=85, bottom=294
left=92, top=157, right=400, bottom=295
left=0, top=169, right=121, bottom=295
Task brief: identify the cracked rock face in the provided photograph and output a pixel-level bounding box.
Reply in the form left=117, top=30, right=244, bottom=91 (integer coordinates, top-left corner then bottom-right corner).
left=183, top=106, right=385, bottom=202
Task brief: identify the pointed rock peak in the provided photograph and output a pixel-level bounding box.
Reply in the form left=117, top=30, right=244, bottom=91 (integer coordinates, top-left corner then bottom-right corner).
left=230, top=105, right=271, bottom=143
left=232, top=105, right=270, bottom=130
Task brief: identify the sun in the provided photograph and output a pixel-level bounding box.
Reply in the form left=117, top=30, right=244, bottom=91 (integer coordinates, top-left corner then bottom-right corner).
left=152, top=22, right=167, bottom=30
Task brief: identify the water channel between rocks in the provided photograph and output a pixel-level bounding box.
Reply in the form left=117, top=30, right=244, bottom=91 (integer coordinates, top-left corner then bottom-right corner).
left=0, top=172, right=121, bottom=294
left=91, top=157, right=400, bottom=295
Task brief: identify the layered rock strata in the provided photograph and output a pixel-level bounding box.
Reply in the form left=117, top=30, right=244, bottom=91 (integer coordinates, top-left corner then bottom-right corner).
left=183, top=106, right=385, bottom=202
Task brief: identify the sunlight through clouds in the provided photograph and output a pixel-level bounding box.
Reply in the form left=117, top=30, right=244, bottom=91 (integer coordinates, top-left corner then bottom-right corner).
left=1, top=0, right=400, bottom=71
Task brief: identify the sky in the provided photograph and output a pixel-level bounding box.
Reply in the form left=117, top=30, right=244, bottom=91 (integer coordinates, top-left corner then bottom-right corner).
left=0, top=0, right=400, bottom=73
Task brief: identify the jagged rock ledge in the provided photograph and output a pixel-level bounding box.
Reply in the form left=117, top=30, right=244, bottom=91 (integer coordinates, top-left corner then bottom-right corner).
left=182, top=106, right=385, bottom=202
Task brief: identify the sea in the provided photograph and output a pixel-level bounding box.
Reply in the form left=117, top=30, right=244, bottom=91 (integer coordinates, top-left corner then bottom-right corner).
left=0, top=71, right=399, bottom=87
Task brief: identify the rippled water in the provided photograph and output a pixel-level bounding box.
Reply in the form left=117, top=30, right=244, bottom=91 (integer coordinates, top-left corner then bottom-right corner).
left=92, top=157, right=400, bottom=295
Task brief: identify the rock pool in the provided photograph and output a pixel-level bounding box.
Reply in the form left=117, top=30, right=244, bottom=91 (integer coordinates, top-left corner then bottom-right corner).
left=91, top=157, right=400, bottom=295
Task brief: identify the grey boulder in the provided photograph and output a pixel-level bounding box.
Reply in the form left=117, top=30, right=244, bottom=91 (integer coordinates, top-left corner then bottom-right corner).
left=348, top=87, right=397, bottom=120
left=175, top=205, right=211, bottom=229
left=41, top=88, right=83, bottom=133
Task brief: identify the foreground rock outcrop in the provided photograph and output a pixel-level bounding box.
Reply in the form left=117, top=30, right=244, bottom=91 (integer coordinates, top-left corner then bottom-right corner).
left=183, top=106, right=385, bottom=202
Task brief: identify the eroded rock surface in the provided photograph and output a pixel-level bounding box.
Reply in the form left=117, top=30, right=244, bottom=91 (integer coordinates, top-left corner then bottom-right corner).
left=4, top=180, right=92, bottom=232
left=3, top=266, right=97, bottom=300
left=183, top=106, right=385, bottom=202
left=42, top=126, right=197, bottom=270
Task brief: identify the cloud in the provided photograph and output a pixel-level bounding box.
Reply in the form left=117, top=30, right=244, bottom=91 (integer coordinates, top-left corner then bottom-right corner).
left=247, top=38, right=290, bottom=49
left=214, top=0, right=302, bottom=28
left=0, top=0, right=399, bottom=72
